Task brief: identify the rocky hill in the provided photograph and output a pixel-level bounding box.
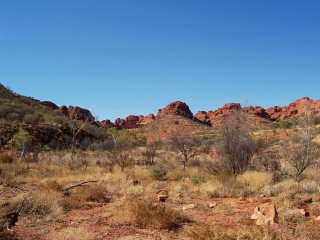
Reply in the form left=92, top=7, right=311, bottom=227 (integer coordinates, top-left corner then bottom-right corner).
left=1, top=83, right=320, bottom=132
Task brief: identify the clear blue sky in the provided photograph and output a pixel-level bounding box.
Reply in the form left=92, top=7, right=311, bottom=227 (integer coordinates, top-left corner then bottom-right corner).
left=0, top=0, right=319, bottom=121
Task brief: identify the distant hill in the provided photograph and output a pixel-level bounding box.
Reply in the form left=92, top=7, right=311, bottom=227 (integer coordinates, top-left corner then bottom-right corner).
left=0, top=82, right=319, bottom=149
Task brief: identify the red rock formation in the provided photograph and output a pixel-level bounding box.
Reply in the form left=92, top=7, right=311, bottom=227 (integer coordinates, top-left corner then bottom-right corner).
left=107, top=114, right=156, bottom=129
left=41, top=101, right=59, bottom=110
left=59, top=105, right=68, bottom=116
left=242, top=106, right=272, bottom=123
left=266, top=97, right=320, bottom=120
left=194, top=111, right=211, bottom=125
left=100, top=119, right=116, bottom=128
left=194, top=103, right=241, bottom=127
left=66, top=106, right=95, bottom=122
left=140, top=114, right=156, bottom=125
left=157, top=101, right=193, bottom=119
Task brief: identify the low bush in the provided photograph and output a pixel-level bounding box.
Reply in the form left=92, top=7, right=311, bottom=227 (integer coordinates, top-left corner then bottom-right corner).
left=128, top=197, right=186, bottom=230
left=209, top=179, right=253, bottom=198
left=237, top=171, right=273, bottom=191
left=15, top=189, right=63, bottom=217
left=63, top=184, right=110, bottom=210
left=149, top=165, right=167, bottom=180
left=191, top=173, right=207, bottom=186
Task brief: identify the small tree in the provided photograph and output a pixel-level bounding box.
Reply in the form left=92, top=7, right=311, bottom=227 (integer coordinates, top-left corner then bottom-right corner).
left=285, top=114, right=320, bottom=181
left=141, top=141, right=160, bottom=167
left=213, top=111, right=264, bottom=177
left=171, top=132, right=202, bottom=172
left=13, top=129, right=32, bottom=160
left=115, top=151, right=134, bottom=172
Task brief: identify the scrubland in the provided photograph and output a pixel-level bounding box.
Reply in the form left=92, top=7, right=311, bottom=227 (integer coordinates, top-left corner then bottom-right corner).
left=1, top=114, right=320, bottom=240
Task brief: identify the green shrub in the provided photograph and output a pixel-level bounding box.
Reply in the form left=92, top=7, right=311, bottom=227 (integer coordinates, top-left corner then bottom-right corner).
left=279, top=120, right=293, bottom=129
left=191, top=173, right=207, bottom=185
left=150, top=165, right=167, bottom=180
left=270, top=122, right=280, bottom=129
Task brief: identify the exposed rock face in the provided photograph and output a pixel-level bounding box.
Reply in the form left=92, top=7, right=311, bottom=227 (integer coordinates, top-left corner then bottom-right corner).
left=64, top=106, right=95, bottom=122
left=59, top=105, right=68, bottom=116
left=251, top=204, right=278, bottom=225
left=194, top=103, right=241, bottom=127
left=242, top=106, right=273, bottom=123
left=157, top=101, right=193, bottom=119
left=100, top=119, right=115, bottom=128
left=40, top=101, right=59, bottom=110
left=101, top=114, right=156, bottom=129
left=266, top=97, right=320, bottom=120
left=140, top=114, right=156, bottom=125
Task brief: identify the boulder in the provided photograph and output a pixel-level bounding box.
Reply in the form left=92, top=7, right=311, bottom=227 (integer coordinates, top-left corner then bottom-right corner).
left=157, top=101, right=193, bottom=119
left=251, top=204, right=278, bottom=225
left=156, top=189, right=168, bottom=202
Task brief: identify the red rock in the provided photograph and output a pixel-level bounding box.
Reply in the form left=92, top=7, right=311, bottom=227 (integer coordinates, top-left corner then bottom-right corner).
left=67, top=106, right=95, bottom=122
left=40, top=101, right=59, bottom=110
left=266, top=97, right=320, bottom=120
left=194, top=111, right=211, bottom=125
left=100, top=119, right=116, bottom=128
left=157, top=101, right=193, bottom=119
left=59, top=105, right=68, bottom=115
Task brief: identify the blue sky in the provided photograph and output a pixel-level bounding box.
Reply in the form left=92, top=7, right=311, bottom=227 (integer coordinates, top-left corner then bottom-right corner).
left=0, top=0, right=319, bottom=121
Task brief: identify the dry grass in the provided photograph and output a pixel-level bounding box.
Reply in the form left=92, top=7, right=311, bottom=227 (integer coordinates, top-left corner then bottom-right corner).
left=14, top=189, right=63, bottom=217
left=185, top=223, right=284, bottom=240
left=208, top=179, right=253, bottom=198
left=128, top=197, right=188, bottom=230
left=51, top=227, right=94, bottom=240
left=237, top=171, right=273, bottom=191
left=63, top=184, right=111, bottom=210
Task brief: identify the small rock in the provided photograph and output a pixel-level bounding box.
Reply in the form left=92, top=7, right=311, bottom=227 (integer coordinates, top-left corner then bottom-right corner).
left=239, top=196, right=246, bottom=201
left=298, top=208, right=310, bottom=217
left=315, top=216, right=320, bottom=221
left=156, top=189, right=168, bottom=202
left=182, top=204, right=196, bottom=210
left=209, top=203, right=217, bottom=208
left=251, top=204, right=278, bottom=225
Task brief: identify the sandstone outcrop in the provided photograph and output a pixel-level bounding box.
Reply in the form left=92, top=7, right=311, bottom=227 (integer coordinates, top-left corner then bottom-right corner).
left=157, top=101, right=193, bottom=119
left=40, top=101, right=59, bottom=110
left=266, top=97, right=320, bottom=120
left=251, top=204, right=278, bottom=225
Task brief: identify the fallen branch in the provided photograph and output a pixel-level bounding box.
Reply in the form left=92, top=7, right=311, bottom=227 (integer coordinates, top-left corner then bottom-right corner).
left=63, top=180, right=98, bottom=192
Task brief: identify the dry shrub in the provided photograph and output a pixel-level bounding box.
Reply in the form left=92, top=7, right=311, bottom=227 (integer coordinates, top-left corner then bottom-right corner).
left=40, top=180, right=63, bottom=191
left=263, top=179, right=298, bottom=197
left=128, top=197, right=187, bottom=230
left=52, top=227, right=94, bottom=240
left=237, top=171, right=273, bottom=191
left=16, top=189, right=63, bottom=217
left=63, top=184, right=110, bottom=210
left=279, top=209, right=306, bottom=224
left=185, top=223, right=284, bottom=240
left=209, top=179, right=253, bottom=198
left=297, top=180, right=320, bottom=194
